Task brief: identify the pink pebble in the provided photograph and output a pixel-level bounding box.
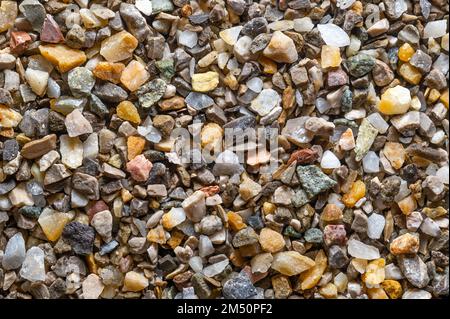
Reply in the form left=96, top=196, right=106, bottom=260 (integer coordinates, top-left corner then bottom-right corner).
left=126, top=154, right=153, bottom=182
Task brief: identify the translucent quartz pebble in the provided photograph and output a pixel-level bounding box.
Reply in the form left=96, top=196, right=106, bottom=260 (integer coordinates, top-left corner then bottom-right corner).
left=19, top=246, right=46, bottom=282
left=317, top=24, right=350, bottom=47
left=348, top=239, right=380, bottom=260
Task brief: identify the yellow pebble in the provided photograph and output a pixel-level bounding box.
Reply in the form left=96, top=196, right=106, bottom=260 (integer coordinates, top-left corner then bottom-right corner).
left=39, top=44, right=87, bottom=73
left=342, top=180, right=366, bottom=208
left=116, top=101, right=141, bottom=124
left=319, top=283, right=338, bottom=299
left=227, top=212, right=247, bottom=231
left=258, top=56, right=277, bottom=74
left=398, top=43, right=415, bottom=62
left=381, top=280, right=403, bottom=299
left=321, top=45, right=341, bottom=68
left=427, top=88, right=441, bottom=104
left=378, top=85, right=411, bottom=115
left=397, top=195, right=417, bottom=216
left=399, top=63, right=422, bottom=85
left=262, top=202, right=277, bottom=215
left=362, top=258, right=385, bottom=286
left=192, top=71, right=219, bottom=92
left=127, top=136, right=146, bottom=160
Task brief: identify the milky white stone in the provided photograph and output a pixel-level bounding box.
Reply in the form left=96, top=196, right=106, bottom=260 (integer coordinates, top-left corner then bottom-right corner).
left=82, top=274, right=104, bottom=299
left=2, top=233, right=26, bottom=270
left=318, top=24, right=350, bottom=47
left=420, top=218, right=441, bottom=237
left=347, top=239, right=380, bottom=260
left=293, top=17, right=314, bottom=32
left=403, top=289, right=432, bottom=299
left=394, top=179, right=411, bottom=202
left=320, top=150, right=341, bottom=169
left=431, top=130, right=446, bottom=144
left=436, top=166, right=449, bottom=184
left=367, top=213, right=385, bottom=239
left=135, top=0, right=153, bottom=16
left=246, top=77, right=263, bottom=93
left=71, top=189, right=88, bottom=208
left=189, top=256, right=203, bottom=273
left=423, top=20, right=447, bottom=39
left=367, top=112, right=389, bottom=134
left=178, top=30, right=198, bottom=48
left=83, top=133, right=99, bottom=159
left=198, top=235, right=214, bottom=257
left=362, top=151, right=380, bottom=173
left=250, top=89, right=281, bottom=117
left=25, top=68, right=49, bottom=96
left=202, top=259, right=229, bottom=277
left=19, top=247, right=46, bottom=282
left=60, top=135, right=83, bottom=169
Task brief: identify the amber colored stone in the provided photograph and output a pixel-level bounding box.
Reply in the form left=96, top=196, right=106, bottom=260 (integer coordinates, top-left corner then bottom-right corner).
left=258, top=56, right=278, bottom=74
left=383, top=142, right=406, bottom=169
left=181, top=4, right=193, bottom=17
left=116, top=101, right=141, bottom=124
left=39, top=44, right=87, bottom=73
left=299, top=249, right=327, bottom=290
left=85, top=254, right=98, bottom=274
left=381, top=280, right=402, bottom=299
left=100, top=30, right=138, bottom=63
left=167, top=230, right=185, bottom=249
left=41, top=14, right=65, bottom=44
left=397, top=195, right=417, bottom=215
left=0, top=105, right=23, bottom=128
left=10, top=31, right=32, bottom=54
left=398, top=43, right=415, bottom=62
left=38, top=212, right=72, bottom=242
left=120, top=60, right=150, bottom=92
left=367, top=287, right=389, bottom=299
left=227, top=212, right=247, bottom=231
left=146, top=225, right=167, bottom=244
left=282, top=86, right=295, bottom=109
left=321, top=45, right=341, bottom=68
left=399, top=63, right=422, bottom=85
left=127, top=136, right=146, bottom=160
left=262, top=202, right=277, bottom=215
left=427, top=89, right=441, bottom=104
left=93, top=62, right=125, bottom=84
left=230, top=249, right=246, bottom=268
left=342, top=180, right=366, bottom=208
